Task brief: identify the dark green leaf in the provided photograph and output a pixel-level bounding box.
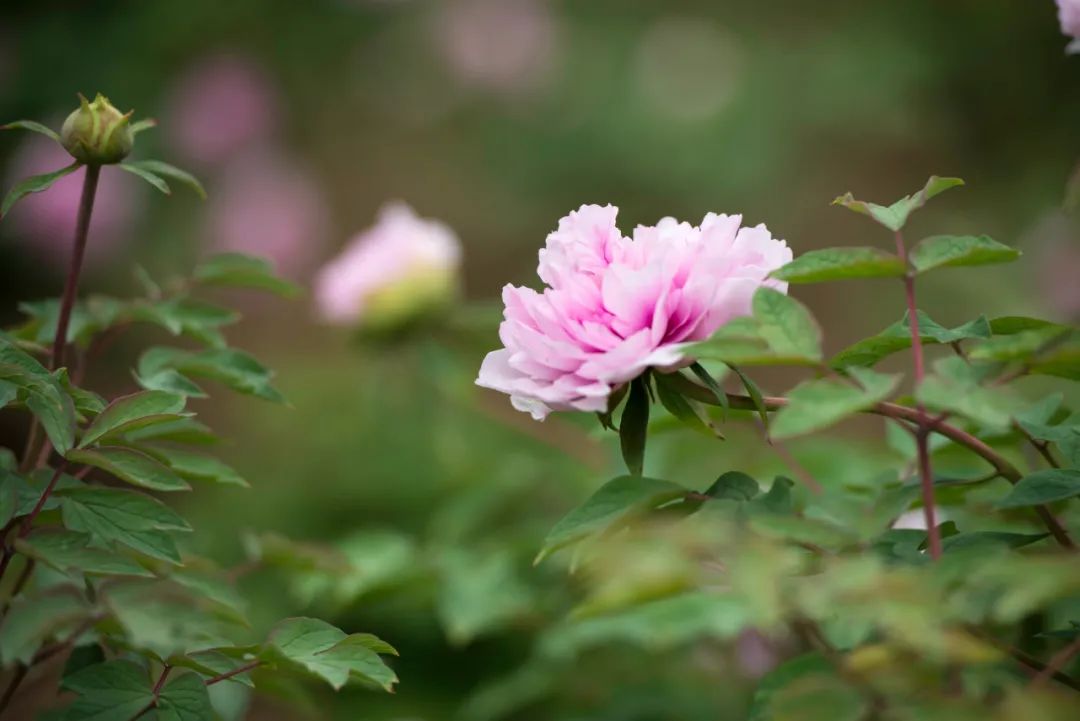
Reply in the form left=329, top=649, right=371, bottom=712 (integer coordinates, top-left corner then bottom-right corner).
left=536, top=475, right=686, bottom=563
left=654, top=374, right=715, bottom=437
left=0, top=340, right=76, bottom=454
left=0, top=162, right=81, bottom=218
left=995, top=469, right=1080, bottom=509
left=123, top=417, right=218, bottom=446
left=125, top=160, right=206, bottom=200
left=193, top=253, right=301, bottom=297
left=2, top=119, right=61, bottom=143
left=910, top=235, right=1021, bottom=274
left=831, top=176, right=964, bottom=231
left=751, top=476, right=795, bottom=515
left=749, top=653, right=833, bottom=721
left=143, top=447, right=248, bottom=487
left=619, top=378, right=649, bottom=476
left=727, top=364, right=769, bottom=427
left=60, top=660, right=154, bottom=721
left=771, top=247, right=905, bottom=283
left=16, top=530, right=153, bottom=577
left=689, top=363, right=728, bottom=419
left=59, top=485, right=189, bottom=563
left=703, top=471, right=760, bottom=501
left=0, top=380, right=16, bottom=410
left=156, top=672, right=214, bottom=721
left=65, top=446, right=191, bottom=492
left=79, top=390, right=187, bottom=448
left=770, top=367, right=899, bottom=439
left=0, top=591, right=87, bottom=665
left=942, top=531, right=1049, bottom=553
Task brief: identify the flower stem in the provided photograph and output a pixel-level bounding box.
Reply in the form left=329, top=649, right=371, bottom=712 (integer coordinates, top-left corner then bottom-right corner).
left=0, top=463, right=66, bottom=588
left=51, top=164, right=100, bottom=371
left=894, top=230, right=942, bottom=560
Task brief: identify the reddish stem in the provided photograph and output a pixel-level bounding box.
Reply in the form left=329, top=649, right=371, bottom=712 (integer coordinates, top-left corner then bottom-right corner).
left=204, top=660, right=263, bottom=686
left=51, top=164, right=100, bottom=372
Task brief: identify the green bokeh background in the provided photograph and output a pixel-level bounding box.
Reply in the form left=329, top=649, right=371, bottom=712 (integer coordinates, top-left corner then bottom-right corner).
left=2, top=2, right=1079, bottom=719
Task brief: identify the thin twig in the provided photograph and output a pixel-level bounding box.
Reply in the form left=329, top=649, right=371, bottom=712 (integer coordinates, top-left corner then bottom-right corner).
left=204, top=660, right=262, bottom=686
left=1033, top=637, right=1080, bottom=688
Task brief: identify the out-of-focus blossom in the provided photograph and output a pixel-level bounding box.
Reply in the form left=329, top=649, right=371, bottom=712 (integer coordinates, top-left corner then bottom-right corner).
left=1058, top=0, right=1080, bottom=53
left=635, top=17, right=741, bottom=123
left=892, top=510, right=929, bottom=531
left=476, top=205, right=791, bottom=420
left=165, top=54, right=278, bottom=166
left=436, top=0, right=558, bottom=94
left=3, top=136, right=138, bottom=268
left=314, top=202, right=462, bottom=329
left=1027, top=212, right=1080, bottom=321
left=206, top=152, right=329, bottom=278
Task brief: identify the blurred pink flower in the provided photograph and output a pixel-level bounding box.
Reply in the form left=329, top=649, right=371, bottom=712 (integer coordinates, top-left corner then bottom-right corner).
left=314, top=202, right=462, bottom=326
left=3, top=136, right=138, bottom=269
left=1058, top=0, right=1080, bottom=52
left=437, top=0, right=558, bottom=93
left=476, top=205, right=792, bottom=420
left=206, top=152, right=329, bottom=278
left=165, top=54, right=278, bottom=166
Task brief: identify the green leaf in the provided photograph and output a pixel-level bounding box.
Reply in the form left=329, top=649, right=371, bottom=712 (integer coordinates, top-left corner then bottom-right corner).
left=134, top=369, right=208, bottom=399
left=16, top=530, right=154, bottom=577
left=193, top=253, right=301, bottom=297
left=142, top=447, right=248, bottom=487
left=751, top=476, right=795, bottom=515
left=155, top=672, right=214, bottom=721
left=2, top=119, right=61, bottom=143
left=0, top=591, right=87, bottom=665
left=118, top=162, right=171, bottom=195
left=264, top=617, right=397, bottom=692
left=0, top=162, right=81, bottom=218
left=916, top=357, right=1025, bottom=430
left=771, top=247, right=905, bottom=283
left=0, top=340, right=76, bottom=454
left=79, top=390, right=187, bottom=448
left=689, top=363, right=728, bottom=419
left=832, top=176, right=964, bottom=232
left=749, top=653, right=834, bottom=721
left=172, top=651, right=254, bottom=687
left=60, top=660, right=155, bottom=721
left=693, top=288, right=822, bottom=366
left=995, top=469, right=1080, bottom=509
left=58, top=485, right=190, bottom=563
left=65, top=447, right=191, bottom=492
left=138, top=347, right=286, bottom=404
left=59, top=371, right=108, bottom=418
left=536, top=475, right=686, bottom=563
left=132, top=298, right=238, bottom=347
left=703, top=471, right=760, bottom=501
left=619, top=378, right=649, bottom=476
left=988, top=316, right=1061, bottom=336
left=0, top=380, right=16, bottom=411
left=0, top=471, right=16, bottom=528
left=727, top=364, right=769, bottom=427
left=437, top=548, right=533, bottom=645
left=831, top=311, right=991, bottom=368
left=123, top=417, right=218, bottom=446
left=770, top=367, right=900, bottom=440
left=909, top=235, right=1021, bottom=274
left=125, top=160, right=206, bottom=200
left=654, top=374, right=715, bottom=437
left=942, top=531, right=1049, bottom=553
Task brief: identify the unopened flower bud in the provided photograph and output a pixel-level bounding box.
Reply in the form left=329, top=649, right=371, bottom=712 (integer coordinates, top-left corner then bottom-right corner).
left=60, top=93, right=134, bottom=165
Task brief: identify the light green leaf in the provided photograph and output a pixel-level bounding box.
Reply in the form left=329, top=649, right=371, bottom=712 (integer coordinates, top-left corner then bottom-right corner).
left=0, top=162, right=81, bottom=218
left=156, top=672, right=214, bottom=721
left=60, top=660, right=155, bottom=721
left=79, top=390, right=187, bottom=448
left=2, top=119, right=61, bottom=143
left=917, top=357, right=1025, bottom=430
left=750, top=476, right=796, bottom=515
left=537, top=475, right=686, bottom=563
left=65, top=446, right=191, bottom=492
left=126, top=160, right=206, bottom=200
left=134, top=369, right=208, bottom=399
left=0, top=380, right=15, bottom=410
left=942, top=531, right=1049, bottom=553
left=193, top=253, right=301, bottom=297
left=770, top=367, right=900, bottom=439
left=16, top=530, right=153, bottom=577
left=138, top=347, right=286, bottom=404
left=129, top=118, right=157, bottom=135
left=909, top=235, right=1021, bottom=274
left=123, top=417, right=218, bottom=446
left=142, top=447, right=247, bottom=487
left=0, top=591, right=87, bottom=665
left=995, top=469, right=1080, bottom=509
left=771, top=247, right=905, bottom=283
left=437, top=548, right=533, bottom=645
left=118, top=162, right=171, bottom=195
left=831, top=311, right=991, bottom=368
left=969, top=326, right=1069, bottom=362
left=264, top=617, right=397, bottom=692
left=832, top=176, right=964, bottom=231
left=749, top=653, right=834, bottom=721
left=694, top=288, right=822, bottom=366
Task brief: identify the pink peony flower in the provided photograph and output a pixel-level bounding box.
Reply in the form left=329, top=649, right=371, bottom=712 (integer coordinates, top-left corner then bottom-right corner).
left=206, top=151, right=329, bottom=278
left=1058, top=0, right=1080, bottom=52
left=3, top=136, right=139, bottom=270
left=476, top=205, right=791, bottom=420
left=165, top=53, right=278, bottom=166
left=314, top=202, right=462, bottom=327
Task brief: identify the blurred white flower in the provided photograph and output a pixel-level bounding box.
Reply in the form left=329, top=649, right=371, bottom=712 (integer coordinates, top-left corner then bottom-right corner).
left=165, top=53, right=279, bottom=166
left=205, top=151, right=329, bottom=278
left=314, top=202, right=462, bottom=329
